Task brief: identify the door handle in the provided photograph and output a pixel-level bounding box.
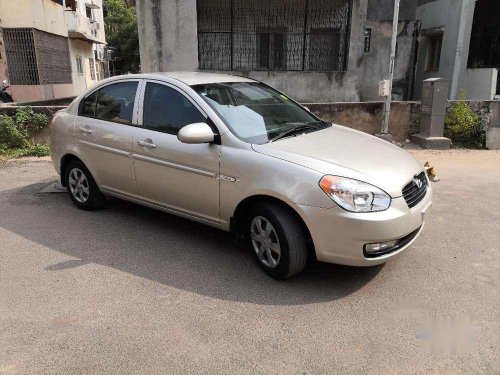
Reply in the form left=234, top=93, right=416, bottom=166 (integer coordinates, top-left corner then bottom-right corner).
left=138, top=140, right=156, bottom=148
left=79, top=127, right=92, bottom=134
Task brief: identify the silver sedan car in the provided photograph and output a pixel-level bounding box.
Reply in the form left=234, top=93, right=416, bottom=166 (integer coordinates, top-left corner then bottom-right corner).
left=51, top=72, right=432, bottom=279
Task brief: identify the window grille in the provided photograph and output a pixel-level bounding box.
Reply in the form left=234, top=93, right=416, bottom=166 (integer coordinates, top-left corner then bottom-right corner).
left=197, top=0, right=352, bottom=72
left=2, top=28, right=39, bottom=85
left=364, top=28, right=371, bottom=53
left=66, top=0, right=77, bottom=11
left=3, top=28, right=72, bottom=85
left=33, top=29, right=72, bottom=84
left=89, top=58, right=96, bottom=80
left=467, top=0, right=500, bottom=70
left=76, top=56, right=84, bottom=74
left=426, top=34, right=442, bottom=72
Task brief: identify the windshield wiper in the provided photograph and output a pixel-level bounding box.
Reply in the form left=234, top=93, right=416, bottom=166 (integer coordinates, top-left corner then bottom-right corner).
left=269, top=122, right=324, bottom=143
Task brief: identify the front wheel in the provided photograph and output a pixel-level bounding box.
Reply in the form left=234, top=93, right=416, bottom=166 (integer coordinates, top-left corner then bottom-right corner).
left=65, top=160, right=105, bottom=210
left=248, top=202, right=308, bottom=279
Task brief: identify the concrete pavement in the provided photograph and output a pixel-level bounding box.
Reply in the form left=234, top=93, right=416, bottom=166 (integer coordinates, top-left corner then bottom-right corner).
left=0, top=150, right=499, bottom=374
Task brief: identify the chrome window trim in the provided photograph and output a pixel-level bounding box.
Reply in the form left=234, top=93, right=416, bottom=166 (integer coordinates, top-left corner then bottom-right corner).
left=78, top=78, right=143, bottom=126
left=137, top=79, right=208, bottom=130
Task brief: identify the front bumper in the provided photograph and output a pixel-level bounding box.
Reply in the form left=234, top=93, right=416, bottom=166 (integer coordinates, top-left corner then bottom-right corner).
left=297, top=188, right=432, bottom=266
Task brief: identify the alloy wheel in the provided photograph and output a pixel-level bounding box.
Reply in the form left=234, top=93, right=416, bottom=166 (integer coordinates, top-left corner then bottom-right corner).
left=250, top=216, right=281, bottom=268
left=68, top=167, right=90, bottom=204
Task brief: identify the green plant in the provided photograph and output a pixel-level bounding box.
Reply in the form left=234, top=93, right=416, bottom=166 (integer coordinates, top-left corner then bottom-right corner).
left=0, top=143, right=8, bottom=154
left=445, top=90, right=483, bottom=148
left=14, top=106, right=48, bottom=145
left=410, top=111, right=421, bottom=134
left=0, top=106, right=49, bottom=158
left=13, top=144, right=50, bottom=157
left=0, top=115, right=25, bottom=148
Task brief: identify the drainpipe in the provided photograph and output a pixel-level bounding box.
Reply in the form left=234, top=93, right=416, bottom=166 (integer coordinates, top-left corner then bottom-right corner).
left=450, top=0, right=469, bottom=99
left=381, top=0, right=400, bottom=135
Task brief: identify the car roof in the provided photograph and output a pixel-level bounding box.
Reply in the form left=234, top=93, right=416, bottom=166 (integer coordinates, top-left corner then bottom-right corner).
left=125, top=71, right=257, bottom=86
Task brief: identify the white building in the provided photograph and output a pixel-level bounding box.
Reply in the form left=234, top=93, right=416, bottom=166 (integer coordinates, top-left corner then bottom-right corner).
left=414, top=0, right=499, bottom=100
left=136, top=0, right=421, bottom=103
left=0, top=0, right=108, bottom=102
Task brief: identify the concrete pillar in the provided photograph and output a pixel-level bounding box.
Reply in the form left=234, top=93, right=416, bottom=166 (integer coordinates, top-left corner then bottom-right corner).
left=486, top=101, right=500, bottom=150
left=136, top=0, right=198, bottom=72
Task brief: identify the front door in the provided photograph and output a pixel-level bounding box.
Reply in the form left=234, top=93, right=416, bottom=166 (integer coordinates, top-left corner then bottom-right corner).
left=132, top=81, right=220, bottom=223
left=75, top=80, right=140, bottom=196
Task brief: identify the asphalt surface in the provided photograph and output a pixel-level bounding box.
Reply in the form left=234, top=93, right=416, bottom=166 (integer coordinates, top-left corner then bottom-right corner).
left=0, top=150, right=499, bottom=374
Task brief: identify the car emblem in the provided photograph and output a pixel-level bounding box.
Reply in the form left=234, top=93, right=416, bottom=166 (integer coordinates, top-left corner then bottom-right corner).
left=413, top=177, right=423, bottom=189
left=218, top=174, right=237, bottom=182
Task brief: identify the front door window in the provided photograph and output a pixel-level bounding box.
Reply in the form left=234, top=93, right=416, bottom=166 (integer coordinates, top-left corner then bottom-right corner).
left=142, top=82, right=206, bottom=134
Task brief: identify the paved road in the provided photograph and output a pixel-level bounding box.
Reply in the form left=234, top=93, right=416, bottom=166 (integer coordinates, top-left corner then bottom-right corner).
left=0, top=151, right=499, bottom=374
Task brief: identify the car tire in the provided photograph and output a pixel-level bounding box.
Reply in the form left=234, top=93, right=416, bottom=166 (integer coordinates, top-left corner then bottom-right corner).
left=65, top=160, right=105, bottom=210
left=248, top=202, right=308, bottom=279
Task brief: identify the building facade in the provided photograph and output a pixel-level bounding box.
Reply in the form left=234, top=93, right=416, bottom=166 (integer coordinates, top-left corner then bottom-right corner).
left=0, top=0, right=108, bottom=102
left=414, top=0, right=499, bottom=100
left=364, top=0, right=419, bottom=100
left=136, top=0, right=420, bottom=102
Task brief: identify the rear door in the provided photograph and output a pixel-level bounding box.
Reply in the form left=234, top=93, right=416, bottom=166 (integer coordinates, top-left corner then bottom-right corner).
left=132, top=80, right=221, bottom=223
left=75, top=80, right=141, bottom=196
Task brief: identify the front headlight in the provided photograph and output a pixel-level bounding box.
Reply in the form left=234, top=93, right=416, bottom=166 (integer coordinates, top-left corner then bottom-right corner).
left=319, top=175, right=391, bottom=212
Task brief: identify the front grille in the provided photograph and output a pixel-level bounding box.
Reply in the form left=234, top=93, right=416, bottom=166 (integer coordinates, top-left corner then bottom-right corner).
left=402, top=172, right=428, bottom=208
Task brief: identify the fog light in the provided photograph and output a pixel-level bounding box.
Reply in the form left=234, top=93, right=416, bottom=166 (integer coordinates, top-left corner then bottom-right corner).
left=364, top=239, right=398, bottom=255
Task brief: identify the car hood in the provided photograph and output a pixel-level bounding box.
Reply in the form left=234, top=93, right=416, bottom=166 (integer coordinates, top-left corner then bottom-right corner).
left=252, top=125, right=424, bottom=198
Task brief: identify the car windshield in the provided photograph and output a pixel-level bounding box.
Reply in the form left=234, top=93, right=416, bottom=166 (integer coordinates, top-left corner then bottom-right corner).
left=192, top=82, right=326, bottom=144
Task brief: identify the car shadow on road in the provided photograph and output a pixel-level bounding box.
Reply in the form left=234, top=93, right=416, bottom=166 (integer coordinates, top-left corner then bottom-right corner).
left=0, top=181, right=383, bottom=306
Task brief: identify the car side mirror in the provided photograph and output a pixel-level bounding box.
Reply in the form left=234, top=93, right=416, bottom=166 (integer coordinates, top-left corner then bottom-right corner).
left=303, top=106, right=310, bottom=112
left=177, top=122, right=215, bottom=144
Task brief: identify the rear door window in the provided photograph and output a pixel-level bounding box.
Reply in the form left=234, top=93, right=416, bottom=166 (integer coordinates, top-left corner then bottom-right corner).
left=95, top=81, right=138, bottom=125
left=81, top=91, right=97, bottom=118
left=80, top=81, right=139, bottom=124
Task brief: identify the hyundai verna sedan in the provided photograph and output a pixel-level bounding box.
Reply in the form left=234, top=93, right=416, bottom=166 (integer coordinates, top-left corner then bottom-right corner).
left=51, top=72, right=432, bottom=279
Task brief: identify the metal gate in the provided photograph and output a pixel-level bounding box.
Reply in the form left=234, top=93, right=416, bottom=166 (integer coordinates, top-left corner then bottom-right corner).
left=197, top=0, right=352, bottom=72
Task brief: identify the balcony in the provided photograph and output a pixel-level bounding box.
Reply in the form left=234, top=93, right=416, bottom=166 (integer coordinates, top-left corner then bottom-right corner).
left=65, top=11, right=105, bottom=44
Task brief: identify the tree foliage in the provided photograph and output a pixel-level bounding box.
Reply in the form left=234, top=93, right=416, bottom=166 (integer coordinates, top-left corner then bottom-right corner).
left=103, top=0, right=140, bottom=74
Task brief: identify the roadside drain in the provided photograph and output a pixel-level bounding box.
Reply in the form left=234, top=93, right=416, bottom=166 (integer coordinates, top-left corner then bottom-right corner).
left=38, top=181, right=66, bottom=194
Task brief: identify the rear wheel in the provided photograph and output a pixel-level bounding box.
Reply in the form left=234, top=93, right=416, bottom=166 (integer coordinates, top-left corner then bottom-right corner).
left=65, top=160, right=105, bottom=210
left=248, top=202, right=308, bottom=279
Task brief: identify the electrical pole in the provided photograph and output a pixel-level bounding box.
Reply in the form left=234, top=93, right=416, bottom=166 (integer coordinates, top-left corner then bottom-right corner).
left=381, top=0, right=400, bottom=135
